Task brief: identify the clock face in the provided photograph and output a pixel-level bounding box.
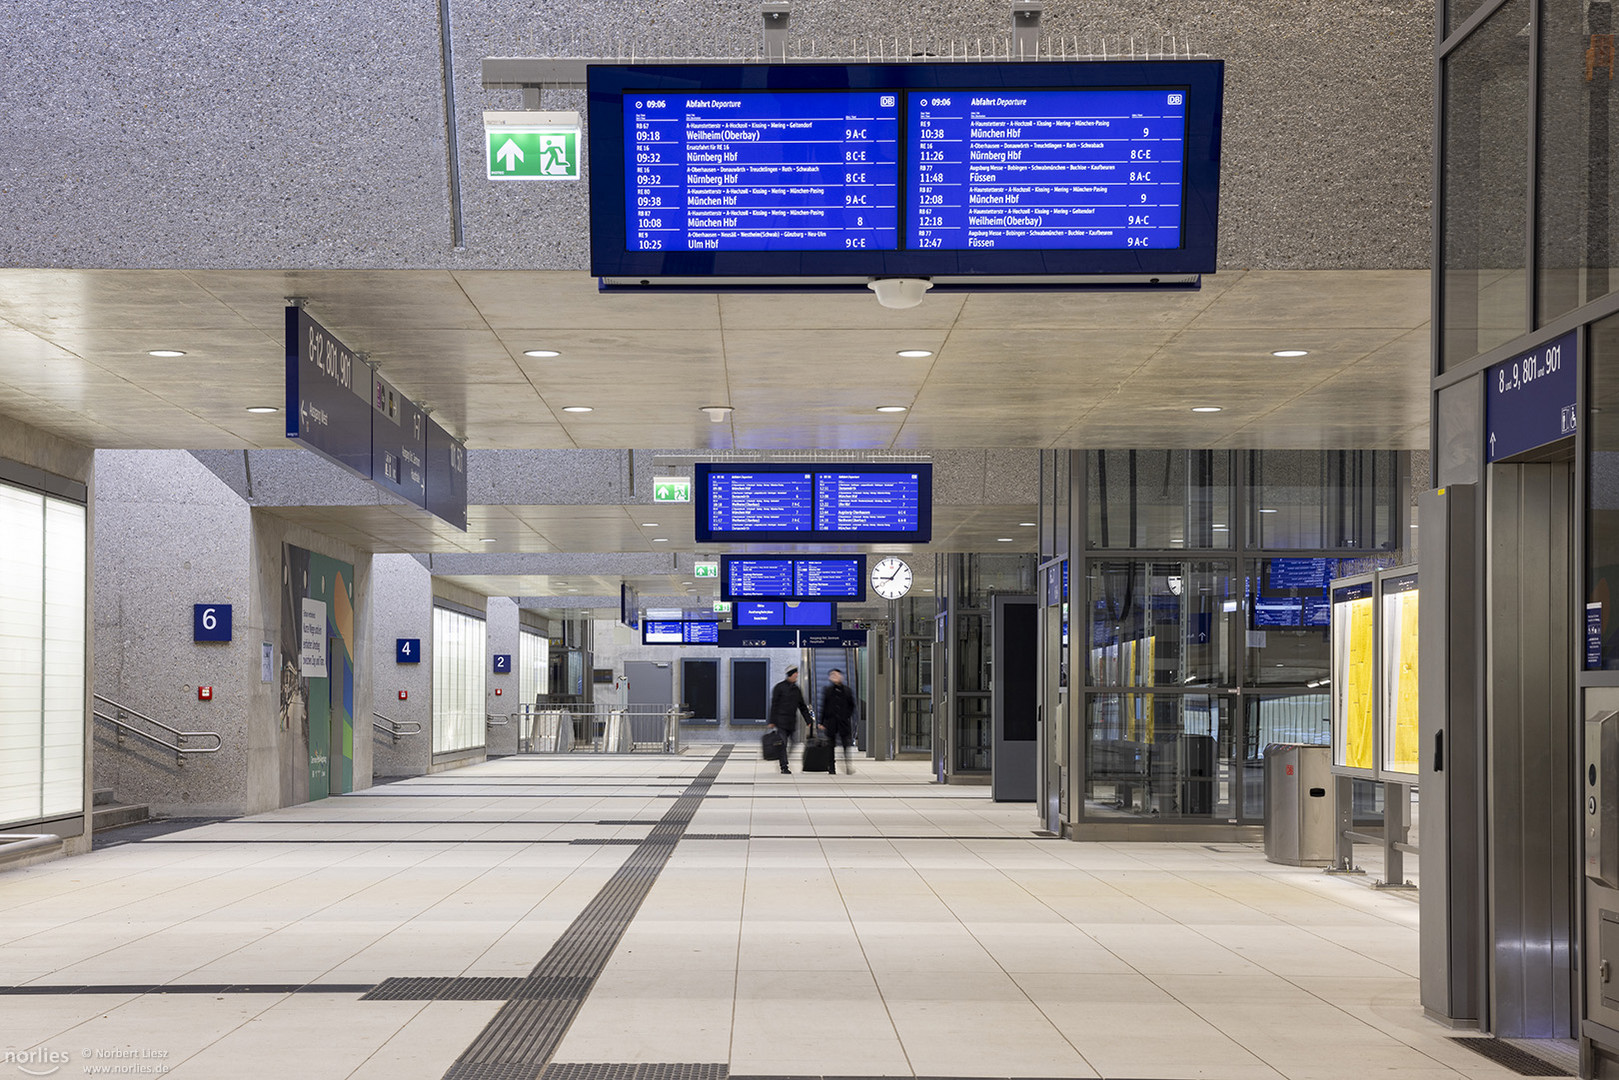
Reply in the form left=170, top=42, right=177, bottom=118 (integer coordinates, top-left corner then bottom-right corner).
left=871, top=557, right=913, bottom=600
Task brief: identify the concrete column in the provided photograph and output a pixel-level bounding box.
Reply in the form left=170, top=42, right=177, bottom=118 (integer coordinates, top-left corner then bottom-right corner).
left=486, top=597, right=520, bottom=756
left=370, top=554, right=433, bottom=778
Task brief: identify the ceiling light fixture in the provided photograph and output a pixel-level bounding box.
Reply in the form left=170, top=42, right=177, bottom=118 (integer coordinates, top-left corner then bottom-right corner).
left=641, top=522, right=658, bottom=527
left=652, top=537, right=669, bottom=543
left=1018, top=521, right=1036, bottom=527
left=1271, top=349, right=1310, bottom=358
left=524, top=349, right=561, bottom=358
left=897, top=349, right=934, bottom=358
left=996, top=537, right=1015, bottom=542
left=245, top=406, right=279, bottom=414
left=147, top=349, right=186, bottom=357
left=1191, top=406, right=1223, bottom=413
left=1258, top=508, right=1279, bottom=514
left=562, top=405, right=593, bottom=413
left=700, top=405, right=734, bottom=423
left=480, top=537, right=498, bottom=543
left=876, top=405, right=908, bottom=413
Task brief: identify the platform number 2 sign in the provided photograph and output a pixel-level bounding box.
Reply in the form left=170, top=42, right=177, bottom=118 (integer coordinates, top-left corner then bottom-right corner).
left=493, top=654, right=512, bottom=674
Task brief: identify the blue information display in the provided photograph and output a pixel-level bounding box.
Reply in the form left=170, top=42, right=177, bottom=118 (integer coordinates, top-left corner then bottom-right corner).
left=1486, top=331, right=1577, bottom=463
left=625, top=91, right=900, bottom=252
left=1268, top=558, right=1332, bottom=590
left=193, top=603, right=232, bottom=643
left=734, top=601, right=836, bottom=627
left=908, top=88, right=1186, bottom=251
left=723, top=555, right=868, bottom=601
left=717, top=628, right=801, bottom=650
left=286, top=307, right=373, bottom=479
left=708, top=472, right=813, bottom=533
left=801, top=629, right=868, bottom=649
left=372, top=371, right=427, bottom=509
left=697, top=463, right=932, bottom=543
left=424, top=416, right=468, bottom=530
left=644, top=620, right=722, bottom=645
left=815, top=471, right=921, bottom=533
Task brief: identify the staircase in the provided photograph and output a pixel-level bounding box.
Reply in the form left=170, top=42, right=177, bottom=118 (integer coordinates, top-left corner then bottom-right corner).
left=92, top=788, right=151, bottom=832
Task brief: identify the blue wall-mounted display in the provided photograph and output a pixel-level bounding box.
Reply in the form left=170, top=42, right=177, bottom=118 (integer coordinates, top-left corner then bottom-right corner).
left=493, top=653, right=512, bottom=673
left=1485, top=330, right=1577, bottom=463
left=424, top=416, right=468, bottom=530
left=193, top=603, right=232, bottom=642
left=722, top=555, right=867, bottom=601
left=733, top=601, right=837, bottom=627
left=697, top=462, right=932, bottom=543
left=642, top=620, right=722, bottom=645
left=372, top=371, right=428, bottom=510
left=396, top=638, right=422, bottom=664
left=588, top=61, right=1225, bottom=288
left=286, top=306, right=374, bottom=479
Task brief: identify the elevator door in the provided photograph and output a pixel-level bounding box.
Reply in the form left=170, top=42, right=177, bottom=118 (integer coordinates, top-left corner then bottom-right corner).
left=1485, top=460, right=1577, bottom=1038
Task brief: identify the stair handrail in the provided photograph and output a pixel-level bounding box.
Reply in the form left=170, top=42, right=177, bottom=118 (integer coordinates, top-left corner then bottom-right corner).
left=92, top=693, right=223, bottom=765
left=486, top=712, right=511, bottom=727
left=372, top=712, right=423, bottom=741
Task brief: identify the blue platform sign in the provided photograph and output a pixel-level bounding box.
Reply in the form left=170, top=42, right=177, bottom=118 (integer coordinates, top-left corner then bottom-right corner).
left=800, top=629, right=868, bottom=649
left=372, top=371, right=428, bottom=510
left=1486, top=331, right=1577, bottom=463
left=396, top=638, right=421, bottom=664
left=285, top=306, right=374, bottom=479
left=424, top=415, right=468, bottom=530
left=717, top=628, right=800, bottom=650
left=1589, top=603, right=1604, bottom=670
left=493, top=653, right=512, bottom=674
left=193, top=603, right=232, bottom=642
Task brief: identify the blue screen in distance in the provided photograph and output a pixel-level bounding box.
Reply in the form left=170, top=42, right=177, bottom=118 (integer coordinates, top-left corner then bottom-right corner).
left=794, top=558, right=862, bottom=598
left=625, top=91, right=901, bottom=253
left=684, top=621, right=720, bottom=644
left=815, top=471, right=920, bottom=533
left=734, top=601, right=783, bottom=626
left=708, top=471, right=813, bottom=533
left=727, top=558, right=795, bottom=598
left=908, top=88, right=1187, bottom=251
left=783, top=601, right=835, bottom=627
left=644, top=621, right=685, bottom=643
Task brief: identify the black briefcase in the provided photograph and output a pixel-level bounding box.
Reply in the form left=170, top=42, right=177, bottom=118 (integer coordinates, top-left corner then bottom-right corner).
left=762, top=728, right=786, bottom=762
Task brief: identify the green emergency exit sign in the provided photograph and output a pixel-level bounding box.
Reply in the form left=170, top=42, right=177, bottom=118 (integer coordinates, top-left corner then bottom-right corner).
left=484, top=112, right=581, bottom=181
left=694, top=562, right=719, bottom=578
left=653, top=477, right=691, bottom=503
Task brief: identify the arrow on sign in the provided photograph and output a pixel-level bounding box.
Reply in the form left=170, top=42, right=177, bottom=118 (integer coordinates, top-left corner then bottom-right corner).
left=495, top=139, right=524, bottom=172
left=1490, top=432, right=1497, bottom=456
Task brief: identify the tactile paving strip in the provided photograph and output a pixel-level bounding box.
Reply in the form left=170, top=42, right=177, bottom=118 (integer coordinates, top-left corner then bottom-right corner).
left=1449, top=1038, right=1573, bottom=1076
left=441, top=747, right=733, bottom=1080
left=542, top=1065, right=727, bottom=1080
left=364, top=976, right=596, bottom=1002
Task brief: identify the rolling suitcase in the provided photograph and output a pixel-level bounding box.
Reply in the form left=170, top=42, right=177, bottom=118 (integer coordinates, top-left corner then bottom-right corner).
left=802, top=736, right=832, bottom=773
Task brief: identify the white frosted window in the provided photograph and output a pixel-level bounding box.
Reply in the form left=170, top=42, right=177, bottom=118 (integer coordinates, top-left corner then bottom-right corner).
left=519, top=628, right=548, bottom=706
left=0, top=480, right=86, bottom=827
left=433, top=606, right=486, bottom=754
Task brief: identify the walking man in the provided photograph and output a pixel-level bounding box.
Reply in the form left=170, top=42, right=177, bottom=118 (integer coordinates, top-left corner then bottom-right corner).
left=767, top=666, right=813, bottom=774
left=818, top=668, right=857, bottom=775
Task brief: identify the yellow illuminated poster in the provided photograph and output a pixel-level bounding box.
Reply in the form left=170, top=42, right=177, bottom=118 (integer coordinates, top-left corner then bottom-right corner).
left=1382, top=585, right=1420, bottom=774
left=1334, top=594, right=1376, bottom=769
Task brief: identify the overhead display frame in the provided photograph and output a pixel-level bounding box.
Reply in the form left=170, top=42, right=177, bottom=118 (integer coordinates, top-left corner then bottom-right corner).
left=695, top=461, right=932, bottom=543
left=587, top=60, right=1225, bottom=289
left=722, top=554, right=867, bottom=601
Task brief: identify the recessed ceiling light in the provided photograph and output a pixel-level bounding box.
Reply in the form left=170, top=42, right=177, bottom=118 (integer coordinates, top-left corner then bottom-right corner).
left=897, top=349, right=934, bottom=358
left=1258, top=508, right=1279, bottom=514
left=562, top=405, right=593, bottom=413
left=1212, top=524, right=1230, bottom=530
left=642, top=522, right=658, bottom=527
left=480, top=537, right=497, bottom=543
left=1271, top=349, right=1310, bottom=358
left=147, top=349, right=186, bottom=357
left=652, top=537, right=669, bottom=543
left=1018, top=521, right=1036, bottom=527
left=996, top=537, right=1014, bottom=542
left=876, top=405, right=908, bottom=413
left=682, top=581, right=694, bottom=585
left=524, top=349, right=561, bottom=358
left=245, top=406, right=279, bottom=414
left=1191, top=406, right=1223, bottom=413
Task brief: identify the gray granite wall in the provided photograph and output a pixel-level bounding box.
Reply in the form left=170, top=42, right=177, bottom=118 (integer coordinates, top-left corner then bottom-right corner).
left=370, top=553, right=434, bottom=778
left=0, top=1, right=1432, bottom=272
left=486, top=596, right=521, bottom=755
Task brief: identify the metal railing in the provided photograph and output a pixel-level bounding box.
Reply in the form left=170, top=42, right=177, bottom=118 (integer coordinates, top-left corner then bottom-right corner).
left=92, top=693, right=223, bottom=766
left=516, top=703, right=693, bottom=754
left=486, top=712, right=511, bottom=727
left=372, top=712, right=423, bottom=743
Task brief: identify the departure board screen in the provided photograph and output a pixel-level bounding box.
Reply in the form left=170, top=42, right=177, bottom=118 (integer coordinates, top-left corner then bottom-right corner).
left=643, top=620, right=721, bottom=644
left=815, top=471, right=922, bottom=533
left=908, top=88, right=1186, bottom=251
left=696, top=463, right=932, bottom=543
left=734, top=601, right=836, bottom=627
left=625, top=91, right=900, bottom=252
left=723, top=555, right=867, bottom=601
left=707, top=472, right=814, bottom=533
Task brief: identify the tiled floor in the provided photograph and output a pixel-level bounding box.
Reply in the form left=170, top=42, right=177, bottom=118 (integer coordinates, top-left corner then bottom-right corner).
left=0, top=751, right=1527, bottom=1080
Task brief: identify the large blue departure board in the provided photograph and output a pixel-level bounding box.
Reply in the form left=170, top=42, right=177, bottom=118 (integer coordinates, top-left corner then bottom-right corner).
left=696, top=463, right=932, bottom=543
left=908, top=89, right=1186, bottom=251
left=643, top=620, right=721, bottom=645
left=723, top=555, right=867, bottom=601
left=625, top=91, right=900, bottom=252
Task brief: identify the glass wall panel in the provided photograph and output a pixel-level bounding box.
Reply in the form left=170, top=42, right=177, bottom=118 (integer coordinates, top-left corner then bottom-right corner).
left=1085, top=693, right=1234, bottom=820
left=1087, top=450, right=1232, bottom=549
left=954, top=553, right=1034, bottom=609
left=1441, top=0, right=1531, bottom=370
left=0, top=479, right=85, bottom=827
left=433, top=606, right=486, bottom=754
left=1245, top=451, right=1402, bottom=550
left=518, top=628, right=549, bottom=706
left=1241, top=693, right=1332, bottom=819
left=1589, top=312, right=1619, bottom=667
left=1087, top=560, right=1237, bottom=687
left=1245, top=556, right=1400, bottom=685
left=1538, top=0, right=1619, bottom=323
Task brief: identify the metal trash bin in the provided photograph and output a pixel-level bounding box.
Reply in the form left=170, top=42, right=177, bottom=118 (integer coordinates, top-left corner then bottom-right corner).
left=1263, top=743, right=1335, bottom=866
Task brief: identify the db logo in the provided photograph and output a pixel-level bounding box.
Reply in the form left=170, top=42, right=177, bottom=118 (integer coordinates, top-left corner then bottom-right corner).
left=1285, top=765, right=1294, bottom=776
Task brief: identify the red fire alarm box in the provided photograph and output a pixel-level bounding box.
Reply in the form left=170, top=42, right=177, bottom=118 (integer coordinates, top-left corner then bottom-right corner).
left=398, top=690, right=408, bottom=701
left=198, top=686, right=213, bottom=701
left=494, top=688, right=502, bottom=696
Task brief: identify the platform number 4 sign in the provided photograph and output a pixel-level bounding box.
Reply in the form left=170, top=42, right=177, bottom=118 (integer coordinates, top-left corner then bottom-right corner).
left=493, top=654, right=512, bottom=674
left=396, top=638, right=421, bottom=664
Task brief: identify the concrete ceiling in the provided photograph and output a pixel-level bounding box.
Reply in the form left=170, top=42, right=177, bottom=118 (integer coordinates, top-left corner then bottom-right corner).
left=0, top=267, right=1430, bottom=454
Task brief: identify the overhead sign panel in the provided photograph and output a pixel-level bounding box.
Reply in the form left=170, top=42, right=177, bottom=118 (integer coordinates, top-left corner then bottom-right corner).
left=801, top=629, right=868, bottom=649
left=717, top=628, right=801, bottom=649
left=642, top=619, right=721, bottom=645
left=1486, top=331, right=1577, bottom=463
left=734, top=601, right=837, bottom=627
left=696, top=463, right=932, bottom=543
left=371, top=371, right=427, bottom=509
left=653, top=476, right=692, bottom=503
left=285, top=306, right=373, bottom=479
left=722, top=555, right=867, bottom=601
left=424, top=416, right=468, bottom=530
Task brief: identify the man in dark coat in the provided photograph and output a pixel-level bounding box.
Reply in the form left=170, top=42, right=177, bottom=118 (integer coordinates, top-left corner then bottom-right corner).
left=817, top=668, right=857, bottom=775
left=767, top=667, right=813, bottom=774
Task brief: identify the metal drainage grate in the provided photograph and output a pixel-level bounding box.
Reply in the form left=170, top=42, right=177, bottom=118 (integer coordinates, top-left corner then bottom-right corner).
left=681, top=834, right=750, bottom=841
left=365, top=976, right=596, bottom=1002
left=1450, top=1038, right=1573, bottom=1076
left=542, top=1065, right=727, bottom=1080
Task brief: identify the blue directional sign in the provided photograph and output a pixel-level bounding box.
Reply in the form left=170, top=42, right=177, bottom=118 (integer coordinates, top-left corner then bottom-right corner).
left=372, top=371, right=427, bottom=510
left=493, top=653, right=512, bottom=673
left=717, top=628, right=801, bottom=649
left=193, top=604, right=232, bottom=642
left=424, top=415, right=468, bottom=530
left=396, top=638, right=422, bottom=664
left=1486, top=331, right=1577, bottom=463
left=286, top=306, right=374, bottom=479
left=800, top=629, right=868, bottom=649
